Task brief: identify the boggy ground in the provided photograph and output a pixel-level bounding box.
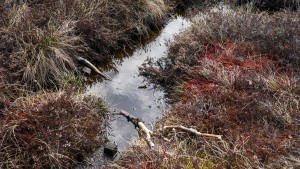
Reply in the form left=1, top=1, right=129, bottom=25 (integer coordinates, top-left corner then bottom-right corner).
left=116, top=4, right=300, bottom=169
left=0, top=0, right=174, bottom=168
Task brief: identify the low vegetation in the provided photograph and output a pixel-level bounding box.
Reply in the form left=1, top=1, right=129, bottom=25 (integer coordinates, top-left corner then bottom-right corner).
left=0, top=0, right=174, bottom=168
left=0, top=91, right=108, bottom=168
left=119, top=5, right=300, bottom=168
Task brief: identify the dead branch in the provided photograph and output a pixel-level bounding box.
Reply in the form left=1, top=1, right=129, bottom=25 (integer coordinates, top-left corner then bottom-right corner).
left=76, top=56, right=112, bottom=80
left=163, top=125, right=222, bottom=139
left=116, top=110, right=154, bottom=148
left=114, top=110, right=222, bottom=149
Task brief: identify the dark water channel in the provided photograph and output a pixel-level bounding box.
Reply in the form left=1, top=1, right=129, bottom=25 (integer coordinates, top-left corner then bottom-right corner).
left=82, top=16, right=191, bottom=168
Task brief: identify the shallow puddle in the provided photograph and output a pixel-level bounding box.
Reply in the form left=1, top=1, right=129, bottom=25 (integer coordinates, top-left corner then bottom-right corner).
left=83, top=16, right=191, bottom=168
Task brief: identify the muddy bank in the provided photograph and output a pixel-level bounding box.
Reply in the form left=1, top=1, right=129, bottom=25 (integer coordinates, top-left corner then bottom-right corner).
left=117, top=5, right=300, bottom=168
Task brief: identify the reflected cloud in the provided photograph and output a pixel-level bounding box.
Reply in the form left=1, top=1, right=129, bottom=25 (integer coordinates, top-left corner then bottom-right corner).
left=86, top=17, right=191, bottom=152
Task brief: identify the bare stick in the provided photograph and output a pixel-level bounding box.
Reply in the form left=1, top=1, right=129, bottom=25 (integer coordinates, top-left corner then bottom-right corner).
left=76, top=56, right=112, bottom=80
left=116, top=110, right=154, bottom=148
left=163, top=125, right=222, bottom=139
left=114, top=111, right=221, bottom=148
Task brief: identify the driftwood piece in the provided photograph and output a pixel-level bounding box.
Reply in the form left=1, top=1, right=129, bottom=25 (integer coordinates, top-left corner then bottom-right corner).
left=76, top=56, right=112, bottom=80
left=116, top=110, right=154, bottom=148
left=163, top=125, right=222, bottom=139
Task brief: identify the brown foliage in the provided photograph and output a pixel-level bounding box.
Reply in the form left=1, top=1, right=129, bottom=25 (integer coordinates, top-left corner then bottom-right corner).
left=0, top=91, right=108, bottom=168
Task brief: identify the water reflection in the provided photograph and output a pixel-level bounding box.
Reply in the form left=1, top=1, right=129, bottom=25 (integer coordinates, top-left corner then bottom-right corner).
left=84, top=16, right=191, bottom=167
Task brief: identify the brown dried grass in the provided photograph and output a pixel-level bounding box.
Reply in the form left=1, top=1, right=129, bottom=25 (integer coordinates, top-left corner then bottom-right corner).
left=0, top=90, right=108, bottom=168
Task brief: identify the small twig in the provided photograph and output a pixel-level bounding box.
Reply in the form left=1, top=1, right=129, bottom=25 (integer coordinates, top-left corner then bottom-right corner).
left=115, top=110, right=154, bottom=148
left=75, top=56, right=112, bottom=80
left=163, top=125, right=222, bottom=139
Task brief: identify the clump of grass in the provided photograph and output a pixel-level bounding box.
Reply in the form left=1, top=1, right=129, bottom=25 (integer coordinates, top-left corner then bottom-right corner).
left=114, top=140, right=165, bottom=169
left=164, top=86, right=300, bottom=168
left=0, top=90, right=108, bottom=168
left=74, top=0, right=169, bottom=61
left=19, top=21, right=80, bottom=86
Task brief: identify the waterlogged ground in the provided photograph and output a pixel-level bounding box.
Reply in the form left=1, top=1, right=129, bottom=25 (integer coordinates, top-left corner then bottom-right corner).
left=83, top=17, right=191, bottom=167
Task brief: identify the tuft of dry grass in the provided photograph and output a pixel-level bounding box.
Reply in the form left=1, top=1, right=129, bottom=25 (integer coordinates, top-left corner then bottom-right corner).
left=0, top=90, right=108, bottom=168
left=18, top=20, right=79, bottom=85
